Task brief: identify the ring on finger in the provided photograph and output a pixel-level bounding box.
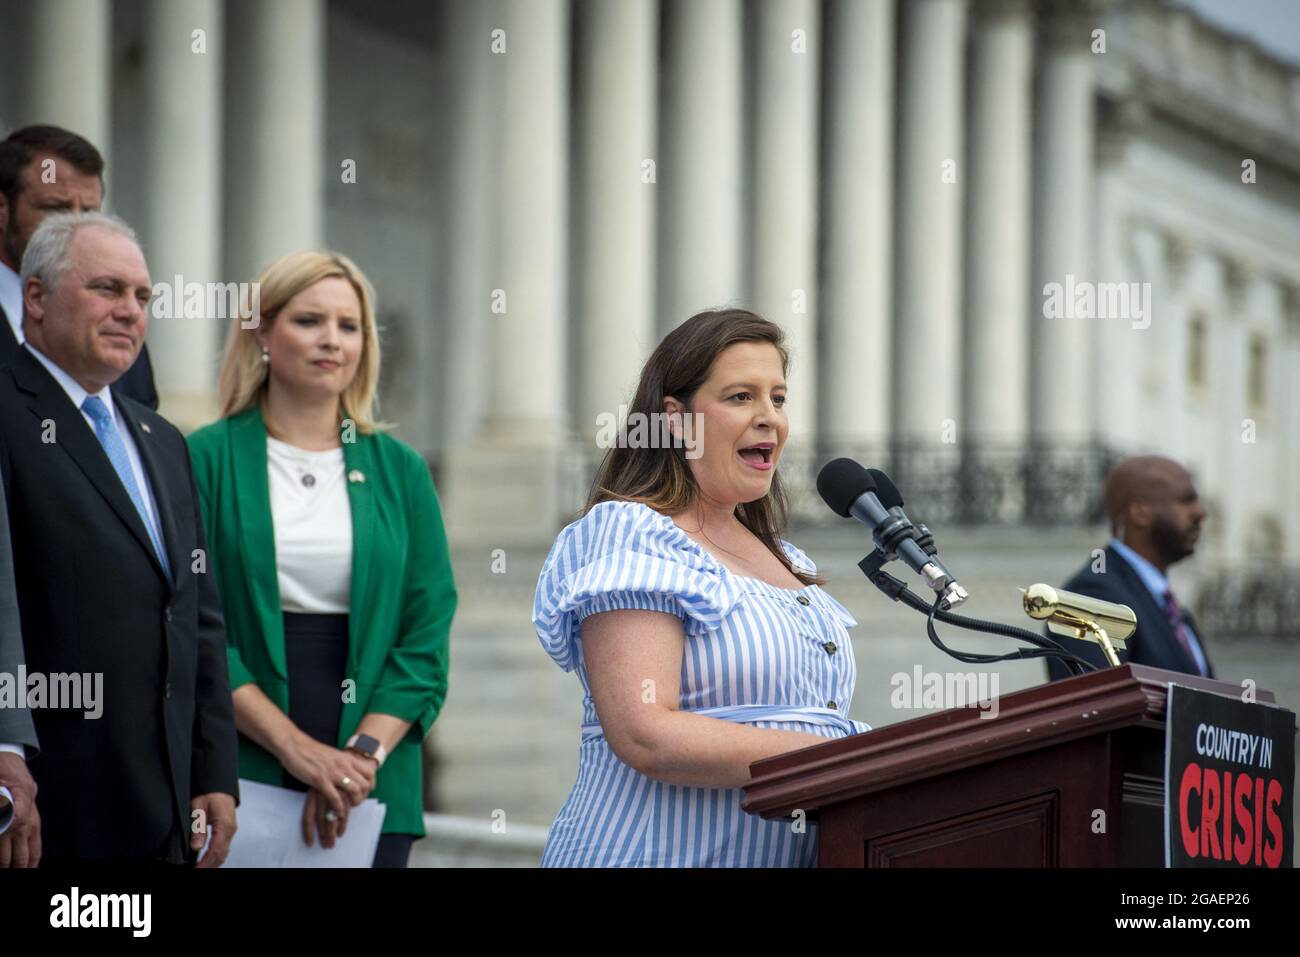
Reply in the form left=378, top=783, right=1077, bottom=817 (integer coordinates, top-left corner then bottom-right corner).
left=325, top=809, right=339, bottom=823
left=340, top=776, right=353, bottom=789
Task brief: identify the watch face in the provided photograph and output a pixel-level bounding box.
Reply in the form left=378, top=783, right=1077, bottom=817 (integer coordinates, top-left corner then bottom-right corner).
left=353, top=734, right=380, bottom=755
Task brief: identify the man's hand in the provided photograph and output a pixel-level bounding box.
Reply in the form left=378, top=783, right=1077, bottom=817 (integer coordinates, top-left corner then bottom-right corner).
left=191, top=792, right=237, bottom=868
left=0, top=752, right=40, bottom=868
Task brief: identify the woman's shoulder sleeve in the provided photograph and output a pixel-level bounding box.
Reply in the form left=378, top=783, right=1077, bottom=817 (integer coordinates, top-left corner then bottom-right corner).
left=779, top=538, right=817, bottom=576
left=531, top=501, right=736, bottom=672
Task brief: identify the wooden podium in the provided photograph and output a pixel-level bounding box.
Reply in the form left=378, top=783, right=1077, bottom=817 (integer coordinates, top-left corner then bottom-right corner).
left=743, top=665, right=1276, bottom=867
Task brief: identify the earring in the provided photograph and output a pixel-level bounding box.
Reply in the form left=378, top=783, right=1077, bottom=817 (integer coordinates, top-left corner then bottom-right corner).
left=260, top=347, right=270, bottom=365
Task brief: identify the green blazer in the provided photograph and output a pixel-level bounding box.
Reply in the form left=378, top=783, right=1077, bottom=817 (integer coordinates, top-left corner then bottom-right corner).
left=187, top=407, right=456, bottom=835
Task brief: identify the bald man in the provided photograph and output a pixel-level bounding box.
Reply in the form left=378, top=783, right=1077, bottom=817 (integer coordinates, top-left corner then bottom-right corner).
left=1046, top=455, right=1213, bottom=681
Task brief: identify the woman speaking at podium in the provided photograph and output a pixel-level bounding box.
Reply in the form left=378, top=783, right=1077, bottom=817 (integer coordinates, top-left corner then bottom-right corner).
left=533, top=309, right=870, bottom=867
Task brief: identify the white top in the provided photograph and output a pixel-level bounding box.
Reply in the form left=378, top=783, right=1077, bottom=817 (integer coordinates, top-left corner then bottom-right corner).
left=267, top=437, right=353, bottom=614
left=0, top=259, right=22, bottom=339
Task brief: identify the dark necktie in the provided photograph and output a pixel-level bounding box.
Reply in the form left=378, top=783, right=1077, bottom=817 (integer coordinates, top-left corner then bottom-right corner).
left=1162, top=588, right=1203, bottom=676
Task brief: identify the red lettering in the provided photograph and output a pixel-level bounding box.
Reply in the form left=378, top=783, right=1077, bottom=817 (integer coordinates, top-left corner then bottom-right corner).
left=1179, top=762, right=1201, bottom=858
left=1221, top=771, right=1233, bottom=859
left=1233, top=773, right=1252, bottom=865
left=1264, top=779, right=1284, bottom=868
left=1254, top=777, right=1265, bottom=866
left=1201, top=767, right=1222, bottom=860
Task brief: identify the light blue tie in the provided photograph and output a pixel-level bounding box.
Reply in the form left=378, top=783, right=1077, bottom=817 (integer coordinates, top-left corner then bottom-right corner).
left=82, top=395, right=171, bottom=578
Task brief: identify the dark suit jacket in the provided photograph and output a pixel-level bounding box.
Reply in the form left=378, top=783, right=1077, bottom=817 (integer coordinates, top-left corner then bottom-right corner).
left=0, top=302, right=159, bottom=410
left=1045, top=544, right=1214, bottom=682
left=0, top=475, right=38, bottom=753
left=0, top=346, right=237, bottom=861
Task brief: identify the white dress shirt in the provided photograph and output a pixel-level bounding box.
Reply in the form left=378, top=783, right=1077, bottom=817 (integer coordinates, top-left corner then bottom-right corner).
left=0, top=259, right=22, bottom=341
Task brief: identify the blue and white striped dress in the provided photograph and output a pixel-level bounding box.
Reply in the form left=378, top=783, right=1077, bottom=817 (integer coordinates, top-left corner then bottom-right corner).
left=532, top=500, right=870, bottom=867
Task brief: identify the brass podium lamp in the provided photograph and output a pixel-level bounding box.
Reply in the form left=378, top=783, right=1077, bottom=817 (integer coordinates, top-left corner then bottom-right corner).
left=1021, top=584, right=1138, bottom=668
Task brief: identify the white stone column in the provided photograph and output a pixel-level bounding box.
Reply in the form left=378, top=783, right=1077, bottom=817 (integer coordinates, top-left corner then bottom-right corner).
left=1106, top=221, right=1163, bottom=451
left=659, top=0, right=742, bottom=331
left=24, top=0, right=111, bottom=164
left=821, top=0, right=894, bottom=457
left=1031, top=8, right=1097, bottom=444
left=1243, top=276, right=1285, bottom=559
left=751, top=0, right=819, bottom=440
left=1211, top=256, right=1248, bottom=563
left=486, top=0, right=568, bottom=435
left=443, top=0, right=570, bottom=546
left=1284, top=295, right=1300, bottom=562
left=142, top=0, right=224, bottom=430
left=894, top=0, right=966, bottom=441
left=575, top=0, right=657, bottom=439
left=440, top=0, right=498, bottom=449
left=965, top=0, right=1032, bottom=446
left=224, top=0, right=324, bottom=284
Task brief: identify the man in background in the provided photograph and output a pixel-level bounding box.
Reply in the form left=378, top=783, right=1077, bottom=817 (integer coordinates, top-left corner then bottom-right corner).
left=1047, top=454, right=1213, bottom=680
left=0, top=475, right=39, bottom=866
left=0, top=211, right=236, bottom=864
left=0, top=124, right=157, bottom=408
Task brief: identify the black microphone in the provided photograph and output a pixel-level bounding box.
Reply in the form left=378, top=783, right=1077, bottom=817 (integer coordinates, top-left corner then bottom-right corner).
left=817, top=458, right=969, bottom=609
left=867, top=468, right=937, bottom=556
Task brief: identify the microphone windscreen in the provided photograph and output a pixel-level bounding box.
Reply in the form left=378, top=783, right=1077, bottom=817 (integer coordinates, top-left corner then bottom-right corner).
left=867, top=468, right=904, bottom=509
left=816, top=458, right=876, bottom=517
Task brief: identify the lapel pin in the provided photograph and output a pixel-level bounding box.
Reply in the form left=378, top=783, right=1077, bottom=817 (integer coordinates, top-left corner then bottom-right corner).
left=348, top=469, right=365, bottom=484
left=141, top=422, right=151, bottom=433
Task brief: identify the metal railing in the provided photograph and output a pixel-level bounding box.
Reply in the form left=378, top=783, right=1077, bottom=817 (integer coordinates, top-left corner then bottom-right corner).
left=1194, top=571, right=1300, bottom=641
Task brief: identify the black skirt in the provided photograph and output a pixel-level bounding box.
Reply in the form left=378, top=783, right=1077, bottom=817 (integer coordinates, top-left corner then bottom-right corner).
left=282, top=611, right=349, bottom=769
left=280, top=611, right=413, bottom=868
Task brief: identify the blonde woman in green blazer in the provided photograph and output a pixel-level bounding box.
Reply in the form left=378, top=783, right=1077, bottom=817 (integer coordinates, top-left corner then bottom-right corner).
left=188, top=250, right=456, bottom=868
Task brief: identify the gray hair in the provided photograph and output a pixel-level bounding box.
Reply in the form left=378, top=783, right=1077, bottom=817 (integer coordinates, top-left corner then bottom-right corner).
left=19, top=211, right=141, bottom=294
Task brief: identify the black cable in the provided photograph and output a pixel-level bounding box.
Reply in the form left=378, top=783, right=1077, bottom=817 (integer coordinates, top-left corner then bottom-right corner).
left=920, top=594, right=1093, bottom=670
left=913, top=588, right=1096, bottom=674
left=861, top=562, right=1097, bottom=674
left=918, top=595, right=1093, bottom=672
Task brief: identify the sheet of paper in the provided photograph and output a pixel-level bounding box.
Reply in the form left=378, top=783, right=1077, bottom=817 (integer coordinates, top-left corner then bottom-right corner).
left=219, top=778, right=387, bottom=868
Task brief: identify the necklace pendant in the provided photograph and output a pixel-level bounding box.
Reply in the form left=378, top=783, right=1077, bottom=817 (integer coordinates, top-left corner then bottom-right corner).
left=301, top=473, right=316, bottom=488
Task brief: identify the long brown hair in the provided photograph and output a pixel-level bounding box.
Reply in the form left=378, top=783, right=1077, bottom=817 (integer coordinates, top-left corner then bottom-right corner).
left=585, top=308, right=823, bottom=586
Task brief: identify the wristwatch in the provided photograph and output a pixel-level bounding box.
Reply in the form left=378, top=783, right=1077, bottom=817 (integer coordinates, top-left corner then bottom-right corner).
left=345, top=733, right=387, bottom=768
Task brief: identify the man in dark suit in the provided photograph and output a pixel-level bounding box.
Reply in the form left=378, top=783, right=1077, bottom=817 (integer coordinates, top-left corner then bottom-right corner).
left=0, top=124, right=157, bottom=408
left=0, top=210, right=237, bottom=865
left=1047, top=455, right=1213, bottom=681
left=0, top=476, right=41, bottom=867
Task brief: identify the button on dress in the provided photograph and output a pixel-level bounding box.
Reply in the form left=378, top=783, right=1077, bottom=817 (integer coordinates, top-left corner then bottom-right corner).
left=532, top=500, right=870, bottom=867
